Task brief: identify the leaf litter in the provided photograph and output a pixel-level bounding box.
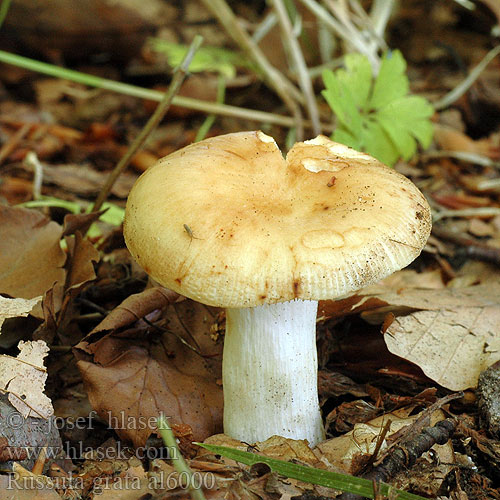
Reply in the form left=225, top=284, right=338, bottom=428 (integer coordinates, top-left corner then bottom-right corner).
left=1, top=2, right=500, bottom=498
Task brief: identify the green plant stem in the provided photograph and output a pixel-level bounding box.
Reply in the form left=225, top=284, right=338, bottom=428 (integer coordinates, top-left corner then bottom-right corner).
left=0, top=0, right=12, bottom=30
left=0, top=50, right=331, bottom=132
left=195, top=76, right=226, bottom=142
left=90, top=36, right=203, bottom=213
left=272, top=0, right=321, bottom=135
left=197, top=0, right=305, bottom=139
left=157, top=417, right=207, bottom=500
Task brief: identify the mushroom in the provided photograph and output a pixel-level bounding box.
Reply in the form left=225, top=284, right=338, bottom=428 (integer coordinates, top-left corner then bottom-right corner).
left=124, top=131, right=431, bottom=447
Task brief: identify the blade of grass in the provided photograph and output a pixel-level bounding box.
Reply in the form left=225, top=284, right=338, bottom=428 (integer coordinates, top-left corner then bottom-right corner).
left=157, top=416, right=207, bottom=500
left=196, top=443, right=426, bottom=500
left=91, top=35, right=203, bottom=213
left=195, top=76, right=226, bottom=142
left=0, top=50, right=331, bottom=131
left=0, top=0, right=12, bottom=30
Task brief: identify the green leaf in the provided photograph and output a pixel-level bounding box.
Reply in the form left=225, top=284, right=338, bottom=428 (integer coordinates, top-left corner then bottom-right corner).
left=333, top=127, right=362, bottom=150
left=369, top=50, right=408, bottom=109
left=376, top=114, right=417, bottom=160
left=98, top=202, right=125, bottom=227
left=363, top=119, right=400, bottom=166
left=322, top=50, right=434, bottom=166
left=377, top=95, right=435, bottom=153
left=196, top=442, right=426, bottom=500
left=336, top=53, right=372, bottom=109
left=149, top=39, right=252, bottom=79
left=322, top=69, right=362, bottom=136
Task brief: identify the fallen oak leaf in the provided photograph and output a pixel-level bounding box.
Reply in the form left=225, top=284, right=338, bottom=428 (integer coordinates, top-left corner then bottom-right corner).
left=74, top=297, right=223, bottom=447
left=0, top=340, right=53, bottom=419
left=0, top=206, right=65, bottom=300
left=87, top=286, right=179, bottom=338
left=384, top=298, right=500, bottom=391
left=348, top=283, right=500, bottom=390
left=0, top=296, right=41, bottom=332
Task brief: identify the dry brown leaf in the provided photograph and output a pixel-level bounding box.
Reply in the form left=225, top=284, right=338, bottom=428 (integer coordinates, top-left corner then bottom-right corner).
left=62, top=210, right=104, bottom=237
left=434, top=124, right=493, bottom=156
left=385, top=298, right=500, bottom=391
left=318, top=269, right=445, bottom=320
left=0, top=296, right=41, bottom=332
left=0, top=207, right=65, bottom=299
left=316, top=409, right=453, bottom=477
left=0, top=340, right=53, bottom=418
left=75, top=299, right=223, bottom=447
left=63, top=231, right=100, bottom=296
left=0, top=474, right=62, bottom=500
left=89, top=287, right=179, bottom=335
left=322, top=283, right=500, bottom=390
left=33, top=163, right=137, bottom=198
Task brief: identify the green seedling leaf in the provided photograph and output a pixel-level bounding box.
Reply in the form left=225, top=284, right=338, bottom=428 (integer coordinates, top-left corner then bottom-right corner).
left=363, top=119, right=400, bottom=166
left=369, top=50, right=408, bottom=109
left=149, top=39, right=253, bottom=79
left=196, top=442, right=426, bottom=500
left=99, top=202, right=125, bottom=227
left=322, top=69, right=362, bottom=136
left=337, top=53, right=372, bottom=110
left=322, top=50, right=434, bottom=166
left=18, top=197, right=124, bottom=239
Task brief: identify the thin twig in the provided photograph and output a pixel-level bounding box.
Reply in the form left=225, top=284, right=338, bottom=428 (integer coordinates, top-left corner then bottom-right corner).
left=91, top=35, right=203, bottom=213
left=0, top=122, right=31, bottom=166
left=434, top=45, right=500, bottom=110
left=433, top=206, right=500, bottom=222
left=23, top=151, right=43, bottom=200
left=272, top=0, right=321, bottom=135
left=198, top=0, right=305, bottom=139
left=195, top=75, right=226, bottom=142
left=142, top=317, right=204, bottom=357
left=422, top=150, right=500, bottom=168
left=299, top=0, right=380, bottom=72
left=157, top=416, right=207, bottom=500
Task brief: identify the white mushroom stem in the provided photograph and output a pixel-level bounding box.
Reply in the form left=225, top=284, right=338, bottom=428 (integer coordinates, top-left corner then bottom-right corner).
left=223, top=299, right=325, bottom=446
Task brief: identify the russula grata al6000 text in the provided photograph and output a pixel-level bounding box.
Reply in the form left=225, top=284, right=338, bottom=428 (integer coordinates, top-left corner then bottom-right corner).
left=124, top=131, right=432, bottom=446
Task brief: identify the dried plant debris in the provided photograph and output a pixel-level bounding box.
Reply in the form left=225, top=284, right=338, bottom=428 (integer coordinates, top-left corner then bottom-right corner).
left=0, top=207, right=65, bottom=300
left=0, top=296, right=41, bottom=332
left=74, top=293, right=223, bottom=447
left=0, top=340, right=53, bottom=419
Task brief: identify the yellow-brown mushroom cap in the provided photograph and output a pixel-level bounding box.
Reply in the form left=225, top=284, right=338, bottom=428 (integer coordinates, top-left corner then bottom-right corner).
left=124, top=131, right=431, bottom=307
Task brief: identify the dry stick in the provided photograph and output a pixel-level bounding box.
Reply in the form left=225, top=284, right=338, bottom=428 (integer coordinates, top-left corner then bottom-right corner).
left=0, top=122, right=31, bottom=166
left=432, top=226, right=500, bottom=266
left=198, top=0, right=305, bottom=140
left=338, top=419, right=457, bottom=500
left=338, top=392, right=463, bottom=500
left=271, top=0, right=321, bottom=136
left=91, top=35, right=203, bottom=213
left=434, top=45, right=500, bottom=110
left=298, top=0, right=379, bottom=72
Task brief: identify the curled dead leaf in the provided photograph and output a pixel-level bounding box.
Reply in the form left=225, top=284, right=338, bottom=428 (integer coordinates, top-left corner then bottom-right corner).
left=74, top=294, right=223, bottom=447
left=0, top=206, right=65, bottom=299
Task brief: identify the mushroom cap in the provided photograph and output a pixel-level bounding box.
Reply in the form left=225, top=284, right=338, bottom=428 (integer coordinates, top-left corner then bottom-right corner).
left=124, top=131, right=431, bottom=308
